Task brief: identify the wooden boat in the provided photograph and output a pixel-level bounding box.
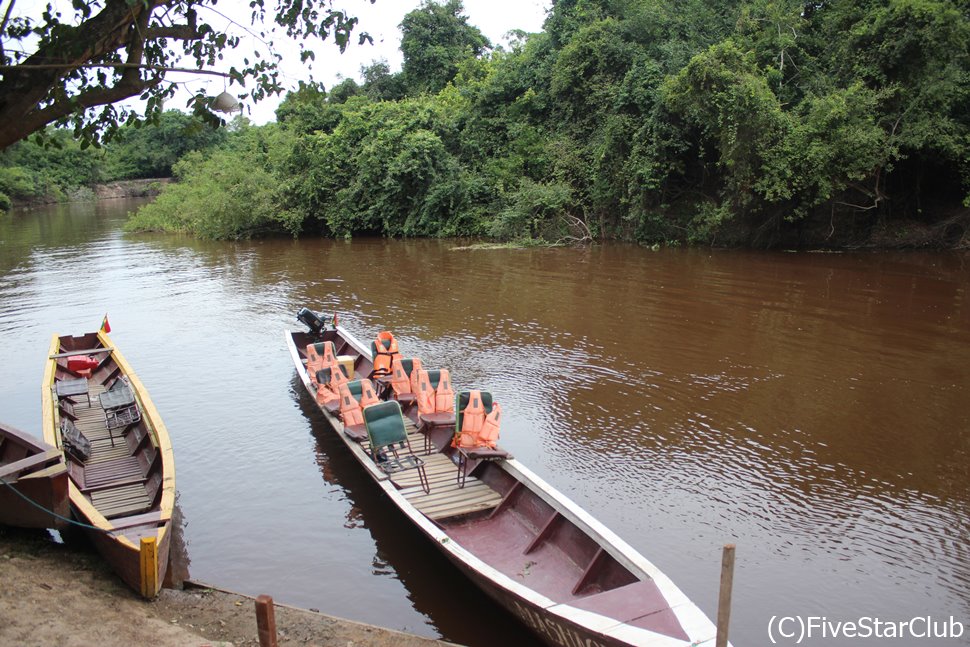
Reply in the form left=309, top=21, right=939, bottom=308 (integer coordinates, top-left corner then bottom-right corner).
left=0, top=421, right=69, bottom=529
left=286, top=310, right=724, bottom=647
left=41, top=330, right=176, bottom=598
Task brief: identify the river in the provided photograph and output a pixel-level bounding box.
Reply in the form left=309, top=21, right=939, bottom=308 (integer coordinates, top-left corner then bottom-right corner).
left=1, top=200, right=968, bottom=646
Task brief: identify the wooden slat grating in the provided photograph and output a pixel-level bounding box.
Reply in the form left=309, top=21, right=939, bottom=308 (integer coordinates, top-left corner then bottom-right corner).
left=344, top=409, right=503, bottom=520
left=91, top=482, right=151, bottom=518
left=58, top=380, right=150, bottom=518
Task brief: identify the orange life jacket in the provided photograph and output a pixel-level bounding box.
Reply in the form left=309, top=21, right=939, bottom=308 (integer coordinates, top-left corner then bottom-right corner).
left=389, top=360, right=412, bottom=397
left=456, top=390, right=486, bottom=448
left=408, top=358, right=423, bottom=395
left=371, top=331, right=400, bottom=377
left=479, top=403, right=502, bottom=449
left=306, top=341, right=337, bottom=387
left=416, top=369, right=454, bottom=416
left=315, top=365, right=348, bottom=406
left=338, top=379, right=380, bottom=428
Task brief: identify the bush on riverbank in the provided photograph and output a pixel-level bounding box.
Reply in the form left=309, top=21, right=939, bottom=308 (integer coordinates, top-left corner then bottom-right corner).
left=124, top=125, right=299, bottom=239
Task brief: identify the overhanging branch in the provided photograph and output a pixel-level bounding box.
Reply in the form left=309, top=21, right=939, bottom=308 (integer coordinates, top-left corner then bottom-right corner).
left=0, top=63, right=232, bottom=77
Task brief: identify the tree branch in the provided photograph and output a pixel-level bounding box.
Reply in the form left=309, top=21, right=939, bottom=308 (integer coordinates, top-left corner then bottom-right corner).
left=0, top=0, right=166, bottom=149
left=0, top=63, right=231, bottom=77
left=146, top=8, right=199, bottom=40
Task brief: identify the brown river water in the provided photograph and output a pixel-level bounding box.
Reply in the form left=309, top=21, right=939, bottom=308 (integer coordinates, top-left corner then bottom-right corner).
left=1, top=199, right=968, bottom=646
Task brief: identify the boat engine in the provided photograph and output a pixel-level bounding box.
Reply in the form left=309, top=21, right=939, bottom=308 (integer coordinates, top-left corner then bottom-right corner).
left=296, top=307, right=327, bottom=334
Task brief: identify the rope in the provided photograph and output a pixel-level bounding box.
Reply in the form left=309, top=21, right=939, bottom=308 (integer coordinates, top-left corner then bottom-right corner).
left=0, top=473, right=108, bottom=534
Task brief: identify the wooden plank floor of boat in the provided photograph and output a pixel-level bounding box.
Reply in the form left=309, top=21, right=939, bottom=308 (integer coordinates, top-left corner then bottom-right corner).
left=69, top=384, right=151, bottom=519
left=359, top=418, right=502, bottom=521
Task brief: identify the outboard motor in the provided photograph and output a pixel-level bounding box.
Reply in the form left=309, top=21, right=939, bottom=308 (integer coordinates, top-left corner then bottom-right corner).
left=296, top=307, right=327, bottom=334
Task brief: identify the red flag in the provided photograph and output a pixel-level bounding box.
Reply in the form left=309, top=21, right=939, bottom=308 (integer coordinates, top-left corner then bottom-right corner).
left=100, top=314, right=111, bottom=334
left=332, top=312, right=338, bottom=328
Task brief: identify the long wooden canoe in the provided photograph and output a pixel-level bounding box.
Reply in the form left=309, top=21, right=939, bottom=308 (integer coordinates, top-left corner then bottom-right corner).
left=41, top=331, right=176, bottom=598
left=0, top=421, right=69, bottom=529
left=286, top=312, right=724, bottom=647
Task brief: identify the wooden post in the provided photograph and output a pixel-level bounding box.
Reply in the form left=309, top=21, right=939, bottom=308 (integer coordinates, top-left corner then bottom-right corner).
left=716, top=544, right=736, bottom=647
left=139, top=537, right=157, bottom=598
left=255, top=594, right=278, bottom=647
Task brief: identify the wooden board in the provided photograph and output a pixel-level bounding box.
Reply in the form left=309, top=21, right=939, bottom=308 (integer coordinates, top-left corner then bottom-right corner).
left=355, top=421, right=503, bottom=521
left=61, top=383, right=151, bottom=518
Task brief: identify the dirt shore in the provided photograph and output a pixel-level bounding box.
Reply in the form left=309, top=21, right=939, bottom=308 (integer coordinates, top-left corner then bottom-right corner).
left=0, top=527, right=454, bottom=647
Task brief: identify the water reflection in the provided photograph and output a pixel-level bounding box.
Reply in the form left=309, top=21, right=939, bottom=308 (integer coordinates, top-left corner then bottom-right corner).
left=296, top=380, right=542, bottom=645
left=1, top=202, right=968, bottom=646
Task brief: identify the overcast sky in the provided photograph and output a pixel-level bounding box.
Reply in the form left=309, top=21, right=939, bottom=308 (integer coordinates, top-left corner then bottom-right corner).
left=195, top=0, right=552, bottom=123
left=15, top=1, right=550, bottom=126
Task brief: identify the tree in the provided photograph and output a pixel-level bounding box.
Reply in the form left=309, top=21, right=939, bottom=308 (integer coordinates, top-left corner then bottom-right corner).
left=107, top=109, right=227, bottom=179
left=361, top=60, right=406, bottom=102
left=0, top=0, right=372, bottom=151
left=399, top=0, right=490, bottom=94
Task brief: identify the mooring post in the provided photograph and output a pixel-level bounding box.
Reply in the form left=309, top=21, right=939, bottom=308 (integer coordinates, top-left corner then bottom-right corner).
left=716, top=543, right=736, bottom=647
left=139, top=537, right=157, bottom=598
left=255, top=594, right=278, bottom=647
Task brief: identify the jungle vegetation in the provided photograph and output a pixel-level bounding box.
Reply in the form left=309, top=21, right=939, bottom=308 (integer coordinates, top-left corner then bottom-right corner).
left=13, top=0, right=970, bottom=247
left=0, top=111, right=226, bottom=210
left=0, top=0, right=370, bottom=150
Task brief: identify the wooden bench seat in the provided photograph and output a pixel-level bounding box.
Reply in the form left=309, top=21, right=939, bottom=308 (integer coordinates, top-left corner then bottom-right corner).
left=91, top=483, right=151, bottom=519
left=82, top=456, right=144, bottom=490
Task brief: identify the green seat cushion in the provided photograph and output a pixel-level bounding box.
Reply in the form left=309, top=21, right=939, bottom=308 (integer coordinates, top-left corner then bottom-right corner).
left=345, top=379, right=364, bottom=401
left=363, top=401, right=407, bottom=450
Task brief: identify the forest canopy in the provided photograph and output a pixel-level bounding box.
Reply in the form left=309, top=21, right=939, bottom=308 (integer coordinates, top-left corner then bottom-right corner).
left=16, top=0, right=970, bottom=247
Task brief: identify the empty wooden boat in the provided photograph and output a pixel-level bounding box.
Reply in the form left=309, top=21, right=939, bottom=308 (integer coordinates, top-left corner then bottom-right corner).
left=286, top=309, right=724, bottom=647
left=41, top=331, right=176, bottom=598
left=0, top=421, right=69, bottom=529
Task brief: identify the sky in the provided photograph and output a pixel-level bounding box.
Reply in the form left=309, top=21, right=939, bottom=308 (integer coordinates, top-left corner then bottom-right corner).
left=189, top=0, right=552, bottom=123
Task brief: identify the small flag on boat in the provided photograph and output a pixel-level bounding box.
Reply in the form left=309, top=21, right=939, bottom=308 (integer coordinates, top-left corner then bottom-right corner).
left=332, top=312, right=339, bottom=328
left=100, top=314, right=111, bottom=334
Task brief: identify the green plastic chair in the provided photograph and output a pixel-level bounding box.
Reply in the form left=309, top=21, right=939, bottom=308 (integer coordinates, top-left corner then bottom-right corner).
left=311, top=341, right=336, bottom=359
left=363, top=401, right=430, bottom=494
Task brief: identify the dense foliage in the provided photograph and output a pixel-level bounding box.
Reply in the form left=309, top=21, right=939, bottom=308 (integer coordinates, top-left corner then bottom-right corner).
left=125, top=123, right=298, bottom=239
left=102, top=1, right=970, bottom=245
left=0, top=111, right=226, bottom=208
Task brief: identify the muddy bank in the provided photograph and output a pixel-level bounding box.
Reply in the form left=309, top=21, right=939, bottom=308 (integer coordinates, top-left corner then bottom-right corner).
left=0, top=527, right=454, bottom=647
left=94, top=178, right=170, bottom=200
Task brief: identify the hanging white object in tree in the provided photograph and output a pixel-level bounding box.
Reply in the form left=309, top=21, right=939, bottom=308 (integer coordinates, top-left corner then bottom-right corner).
left=212, top=91, right=241, bottom=113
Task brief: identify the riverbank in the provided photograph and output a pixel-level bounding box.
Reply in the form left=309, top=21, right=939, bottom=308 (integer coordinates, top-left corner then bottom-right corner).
left=7, top=178, right=170, bottom=209
left=0, top=527, right=453, bottom=647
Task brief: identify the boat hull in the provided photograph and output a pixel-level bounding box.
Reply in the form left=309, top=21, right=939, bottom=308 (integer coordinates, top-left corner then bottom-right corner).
left=42, top=331, right=176, bottom=598
left=0, top=423, right=69, bottom=529
left=285, top=322, right=723, bottom=647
